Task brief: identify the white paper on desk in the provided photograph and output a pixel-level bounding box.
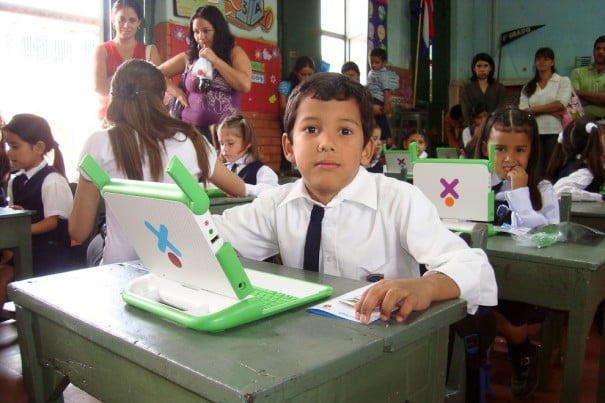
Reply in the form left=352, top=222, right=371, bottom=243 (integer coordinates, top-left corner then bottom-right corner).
left=307, top=284, right=382, bottom=323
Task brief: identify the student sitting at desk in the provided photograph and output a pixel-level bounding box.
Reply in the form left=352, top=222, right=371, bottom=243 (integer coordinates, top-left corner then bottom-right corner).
left=545, top=117, right=605, bottom=201
left=69, top=59, right=246, bottom=265
left=3, top=114, right=76, bottom=276
left=217, top=114, right=278, bottom=197
left=213, top=72, right=497, bottom=324
left=363, top=124, right=384, bottom=173
left=402, top=128, right=429, bottom=158
left=471, top=106, right=559, bottom=399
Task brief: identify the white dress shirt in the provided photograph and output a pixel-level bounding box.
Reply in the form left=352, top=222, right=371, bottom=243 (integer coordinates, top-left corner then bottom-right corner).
left=519, top=73, right=572, bottom=135
left=214, top=167, right=498, bottom=314
left=79, top=129, right=217, bottom=264
left=491, top=172, right=560, bottom=228
left=225, top=154, right=279, bottom=197
left=8, top=159, right=73, bottom=219
left=553, top=168, right=603, bottom=201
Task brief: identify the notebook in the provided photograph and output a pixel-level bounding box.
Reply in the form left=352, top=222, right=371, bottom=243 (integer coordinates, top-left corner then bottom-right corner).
left=383, top=142, right=418, bottom=175
left=412, top=146, right=495, bottom=234
left=79, top=154, right=333, bottom=332
left=436, top=147, right=459, bottom=159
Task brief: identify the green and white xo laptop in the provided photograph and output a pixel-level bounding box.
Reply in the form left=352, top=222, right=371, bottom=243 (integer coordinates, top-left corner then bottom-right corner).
left=80, top=155, right=333, bottom=332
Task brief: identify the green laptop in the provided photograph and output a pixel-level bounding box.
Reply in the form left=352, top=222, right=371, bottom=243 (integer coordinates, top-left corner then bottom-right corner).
left=79, top=155, right=333, bottom=332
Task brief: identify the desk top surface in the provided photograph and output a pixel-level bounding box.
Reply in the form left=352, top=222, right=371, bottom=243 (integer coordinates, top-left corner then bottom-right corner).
left=9, top=259, right=465, bottom=401
left=487, top=233, right=605, bottom=270
left=0, top=206, right=34, bottom=218
left=571, top=201, right=605, bottom=217
left=209, top=196, right=254, bottom=205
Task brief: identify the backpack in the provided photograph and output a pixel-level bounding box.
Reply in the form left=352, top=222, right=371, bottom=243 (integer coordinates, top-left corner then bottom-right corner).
left=562, top=88, right=584, bottom=128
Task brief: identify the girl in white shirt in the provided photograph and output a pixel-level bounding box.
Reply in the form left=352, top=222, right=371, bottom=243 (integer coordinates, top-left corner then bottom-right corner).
left=69, top=59, right=246, bottom=264
left=519, top=47, right=572, bottom=175
left=217, top=114, right=278, bottom=197
left=472, top=106, right=559, bottom=399
left=546, top=117, right=605, bottom=201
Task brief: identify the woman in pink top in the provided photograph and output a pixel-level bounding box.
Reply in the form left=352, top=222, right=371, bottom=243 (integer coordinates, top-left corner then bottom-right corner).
left=93, top=0, right=161, bottom=122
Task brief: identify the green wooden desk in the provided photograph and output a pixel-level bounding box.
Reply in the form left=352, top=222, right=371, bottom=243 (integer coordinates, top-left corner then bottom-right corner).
left=486, top=234, right=605, bottom=403
left=209, top=196, right=254, bottom=215
left=0, top=207, right=33, bottom=280
left=570, top=201, right=605, bottom=232
left=9, top=259, right=466, bottom=402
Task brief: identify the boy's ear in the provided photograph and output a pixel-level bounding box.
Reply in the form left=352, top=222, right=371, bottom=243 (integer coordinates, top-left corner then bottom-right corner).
left=282, top=133, right=296, bottom=163
left=360, top=139, right=375, bottom=166
left=481, top=141, right=488, bottom=157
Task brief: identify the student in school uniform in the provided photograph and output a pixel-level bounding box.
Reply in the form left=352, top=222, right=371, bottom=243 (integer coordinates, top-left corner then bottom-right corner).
left=213, top=72, right=498, bottom=323
left=217, top=114, right=278, bottom=197
left=402, top=129, right=429, bottom=158
left=364, top=124, right=384, bottom=173
left=545, top=117, right=605, bottom=201
left=3, top=114, right=76, bottom=276
left=471, top=106, right=559, bottom=399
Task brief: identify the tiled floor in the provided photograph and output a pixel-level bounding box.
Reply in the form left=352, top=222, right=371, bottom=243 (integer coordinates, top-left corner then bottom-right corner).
left=0, top=318, right=601, bottom=402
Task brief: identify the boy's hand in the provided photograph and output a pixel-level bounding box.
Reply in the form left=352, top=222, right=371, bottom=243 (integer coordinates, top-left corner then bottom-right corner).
left=354, top=277, right=434, bottom=324
left=507, top=166, right=528, bottom=189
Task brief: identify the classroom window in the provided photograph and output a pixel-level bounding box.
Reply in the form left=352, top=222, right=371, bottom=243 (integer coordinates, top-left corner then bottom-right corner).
left=320, top=0, right=368, bottom=84
left=0, top=1, right=102, bottom=180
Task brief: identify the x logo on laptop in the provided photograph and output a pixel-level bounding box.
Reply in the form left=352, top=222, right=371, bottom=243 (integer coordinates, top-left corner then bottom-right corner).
left=439, top=178, right=459, bottom=207
left=145, top=221, right=183, bottom=268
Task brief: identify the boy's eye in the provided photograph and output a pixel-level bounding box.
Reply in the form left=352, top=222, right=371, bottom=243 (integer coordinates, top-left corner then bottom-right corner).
left=339, top=128, right=353, bottom=135
left=304, top=126, right=318, bottom=134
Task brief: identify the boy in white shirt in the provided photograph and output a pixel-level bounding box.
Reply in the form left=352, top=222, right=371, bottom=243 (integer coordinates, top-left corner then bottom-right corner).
left=213, top=73, right=497, bottom=323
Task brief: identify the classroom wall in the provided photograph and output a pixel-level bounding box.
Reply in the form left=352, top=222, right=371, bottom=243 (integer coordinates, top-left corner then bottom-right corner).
left=450, top=0, right=604, bottom=83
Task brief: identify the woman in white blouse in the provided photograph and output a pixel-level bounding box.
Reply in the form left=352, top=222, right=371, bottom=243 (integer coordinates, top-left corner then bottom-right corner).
left=519, top=47, right=572, bottom=175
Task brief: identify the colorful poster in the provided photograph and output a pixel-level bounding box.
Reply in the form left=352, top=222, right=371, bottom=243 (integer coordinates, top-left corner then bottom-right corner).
left=368, top=0, right=387, bottom=52
left=174, top=0, right=223, bottom=18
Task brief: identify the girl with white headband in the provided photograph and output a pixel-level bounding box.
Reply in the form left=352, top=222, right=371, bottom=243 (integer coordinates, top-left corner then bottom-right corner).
left=545, top=117, right=605, bottom=201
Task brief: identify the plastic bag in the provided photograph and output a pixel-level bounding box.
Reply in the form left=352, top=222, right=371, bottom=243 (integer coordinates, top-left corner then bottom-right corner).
left=510, top=222, right=605, bottom=248
left=191, top=56, right=213, bottom=92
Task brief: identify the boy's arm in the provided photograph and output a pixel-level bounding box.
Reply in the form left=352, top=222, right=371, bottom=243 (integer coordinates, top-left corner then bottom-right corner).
left=354, top=273, right=459, bottom=323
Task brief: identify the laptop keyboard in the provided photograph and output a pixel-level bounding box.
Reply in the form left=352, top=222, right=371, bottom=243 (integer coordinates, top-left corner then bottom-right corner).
left=252, top=287, right=298, bottom=311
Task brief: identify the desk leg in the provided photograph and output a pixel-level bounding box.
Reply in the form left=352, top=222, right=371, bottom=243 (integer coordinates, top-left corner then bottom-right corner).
left=561, top=306, right=593, bottom=402
left=16, top=305, right=68, bottom=403
left=599, top=307, right=605, bottom=403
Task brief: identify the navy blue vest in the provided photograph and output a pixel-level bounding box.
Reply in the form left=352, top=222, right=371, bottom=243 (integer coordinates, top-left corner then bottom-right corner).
left=238, top=160, right=264, bottom=185
left=12, top=165, right=73, bottom=276
left=366, top=161, right=384, bottom=174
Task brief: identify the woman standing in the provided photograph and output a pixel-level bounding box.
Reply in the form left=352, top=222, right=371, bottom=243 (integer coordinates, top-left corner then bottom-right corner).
left=159, top=6, right=252, bottom=143
left=93, top=0, right=161, bottom=122
left=519, top=47, right=571, bottom=174
left=461, top=53, right=506, bottom=127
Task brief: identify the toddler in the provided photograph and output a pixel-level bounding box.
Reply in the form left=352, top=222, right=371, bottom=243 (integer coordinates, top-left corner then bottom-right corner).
left=402, top=129, right=428, bottom=158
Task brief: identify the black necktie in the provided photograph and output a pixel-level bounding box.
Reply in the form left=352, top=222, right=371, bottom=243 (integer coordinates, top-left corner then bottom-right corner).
left=303, top=205, right=325, bottom=271
left=230, top=163, right=238, bottom=173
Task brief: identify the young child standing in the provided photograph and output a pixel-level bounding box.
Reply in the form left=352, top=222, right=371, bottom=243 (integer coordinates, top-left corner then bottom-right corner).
left=364, top=124, right=384, bottom=173
left=367, top=48, right=399, bottom=146
left=3, top=114, right=74, bottom=276
left=217, top=114, right=278, bottom=197
left=545, top=117, right=605, bottom=201
left=213, top=72, right=497, bottom=323
left=472, top=107, right=559, bottom=399
left=402, top=129, right=429, bottom=158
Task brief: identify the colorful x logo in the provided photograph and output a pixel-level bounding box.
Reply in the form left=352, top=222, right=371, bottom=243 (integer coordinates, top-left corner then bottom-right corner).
left=397, top=158, right=407, bottom=166
left=144, top=221, right=182, bottom=267
left=439, top=178, right=459, bottom=207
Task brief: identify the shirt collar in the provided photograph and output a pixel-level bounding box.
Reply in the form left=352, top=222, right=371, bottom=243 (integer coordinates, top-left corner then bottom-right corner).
left=17, top=159, right=48, bottom=180
left=279, top=167, right=378, bottom=210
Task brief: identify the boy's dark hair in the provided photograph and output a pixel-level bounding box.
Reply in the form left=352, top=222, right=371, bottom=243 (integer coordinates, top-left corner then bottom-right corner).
left=470, top=103, right=487, bottom=118
left=471, top=107, right=543, bottom=210
left=370, top=48, right=387, bottom=62
left=449, top=104, right=463, bottom=120
left=470, top=53, right=496, bottom=83
left=283, top=72, right=374, bottom=146
left=594, top=35, right=605, bottom=49
left=341, top=61, right=360, bottom=76
left=545, top=116, right=605, bottom=192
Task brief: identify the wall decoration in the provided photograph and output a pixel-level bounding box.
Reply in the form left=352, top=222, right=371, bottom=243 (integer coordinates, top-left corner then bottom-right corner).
left=368, top=0, right=388, bottom=52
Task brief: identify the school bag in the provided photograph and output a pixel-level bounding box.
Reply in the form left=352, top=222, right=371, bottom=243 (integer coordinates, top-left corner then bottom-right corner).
left=562, top=88, right=584, bottom=128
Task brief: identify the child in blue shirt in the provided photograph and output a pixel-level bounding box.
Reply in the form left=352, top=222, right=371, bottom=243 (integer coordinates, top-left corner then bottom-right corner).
left=213, top=72, right=497, bottom=323
left=367, top=48, right=399, bottom=147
